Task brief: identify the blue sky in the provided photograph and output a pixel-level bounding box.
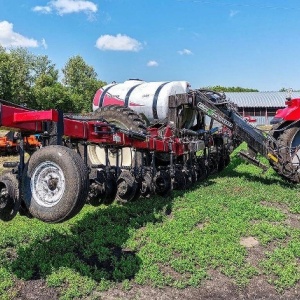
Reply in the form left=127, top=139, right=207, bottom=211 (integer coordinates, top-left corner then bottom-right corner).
left=0, top=0, right=300, bottom=91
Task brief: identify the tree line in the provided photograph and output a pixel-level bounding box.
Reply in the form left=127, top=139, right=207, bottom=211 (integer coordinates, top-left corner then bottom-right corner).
left=202, top=85, right=259, bottom=92
left=1, top=46, right=273, bottom=115
left=0, top=46, right=106, bottom=113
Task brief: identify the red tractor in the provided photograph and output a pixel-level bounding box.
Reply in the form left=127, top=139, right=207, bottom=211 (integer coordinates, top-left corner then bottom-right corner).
left=269, top=96, right=300, bottom=182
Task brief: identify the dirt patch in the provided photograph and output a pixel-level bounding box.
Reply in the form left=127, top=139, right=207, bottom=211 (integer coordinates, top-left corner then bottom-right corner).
left=260, top=201, right=289, bottom=213
left=90, top=270, right=300, bottom=300
left=195, top=221, right=209, bottom=230
left=240, top=236, right=259, bottom=248
left=10, top=260, right=300, bottom=300
left=159, top=263, right=187, bottom=282
left=246, top=275, right=300, bottom=300
left=14, top=279, right=59, bottom=300
left=284, top=213, right=300, bottom=228
left=245, top=244, right=266, bottom=268
left=260, top=201, right=300, bottom=228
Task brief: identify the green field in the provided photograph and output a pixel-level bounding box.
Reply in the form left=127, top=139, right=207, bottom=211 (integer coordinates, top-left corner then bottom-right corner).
left=0, top=145, right=300, bottom=299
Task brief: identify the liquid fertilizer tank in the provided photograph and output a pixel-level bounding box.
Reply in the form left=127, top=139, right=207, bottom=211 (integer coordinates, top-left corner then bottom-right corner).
left=93, top=79, right=197, bottom=129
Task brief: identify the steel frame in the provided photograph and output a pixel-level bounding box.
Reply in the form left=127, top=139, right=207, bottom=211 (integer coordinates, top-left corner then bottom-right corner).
left=0, top=100, right=190, bottom=157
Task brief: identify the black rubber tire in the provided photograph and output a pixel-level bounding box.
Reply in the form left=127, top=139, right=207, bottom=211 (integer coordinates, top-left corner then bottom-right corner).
left=0, top=172, right=20, bottom=221
left=95, top=105, right=148, bottom=133
left=173, top=169, right=187, bottom=190
left=140, top=172, right=153, bottom=198
left=224, top=154, right=231, bottom=167
left=116, top=170, right=140, bottom=203
left=63, top=147, right=90, bottom=220
left=154, top=170, right=171, bottom=196
left=207, top=156, right=218, bottom=175
left=22, top=145, right=89, bottom=223
left=217, top=153, right=230, bottom=172
left=277, top=125, right=300, bottom=182
left=266, top=123, right=281, bottom=173
left=196, top=158, right=208, bottom=182
left=88, top=105, right=147, bottom=165
left=269, top=123, right=282, bottom=142
left=182, top=169, right=193, bottom=189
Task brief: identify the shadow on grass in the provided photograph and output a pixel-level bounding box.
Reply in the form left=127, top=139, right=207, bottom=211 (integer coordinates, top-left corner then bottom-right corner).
left=9, top=173, right=217, bottom=286
left=9, top=193, right=176, bottom=284
left=9, top=155, right=292, bottom=286
left=217, top=155, right=299, bottom=189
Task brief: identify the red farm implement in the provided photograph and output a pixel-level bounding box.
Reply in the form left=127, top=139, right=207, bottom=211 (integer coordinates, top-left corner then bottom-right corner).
left=0, top=81, right=298, bottom=223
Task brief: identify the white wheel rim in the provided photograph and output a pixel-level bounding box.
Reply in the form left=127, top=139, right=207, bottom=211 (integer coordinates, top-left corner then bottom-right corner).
left=31, top=161, right=65, bottom=208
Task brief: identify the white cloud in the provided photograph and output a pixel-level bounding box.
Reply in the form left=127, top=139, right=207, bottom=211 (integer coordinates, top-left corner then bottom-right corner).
left=33, top=0, right=97, bottom=16
left=32, top=6, right=52, bottom=14
left=229, top=10, right=239, bottom=17
left=0, top=21, right=39, bottom=48
left=178, top=48, right=193, bottom=55
left=95, top=34, right=143, bottom=52
left=51, top=0, right=97, bottom=15
left=41, top=38, right=48, bottom=49
left=147, top=60, right=158, bottom=67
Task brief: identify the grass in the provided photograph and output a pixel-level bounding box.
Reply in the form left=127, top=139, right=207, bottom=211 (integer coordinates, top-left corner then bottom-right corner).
left=0, top=144, right=300, bottom=299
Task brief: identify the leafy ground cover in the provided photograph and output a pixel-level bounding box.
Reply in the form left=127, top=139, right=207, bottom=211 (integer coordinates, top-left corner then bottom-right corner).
left=0, top=146, right=300, bottom=299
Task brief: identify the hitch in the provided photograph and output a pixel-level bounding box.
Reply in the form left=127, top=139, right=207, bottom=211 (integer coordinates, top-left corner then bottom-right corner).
left=238, top=150, right=268, bottom=172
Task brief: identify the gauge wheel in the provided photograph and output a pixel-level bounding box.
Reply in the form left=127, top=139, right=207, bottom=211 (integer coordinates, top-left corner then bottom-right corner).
left=22, top=145, right=89, bottom=223
left=0, top=172, right=20, bottom=221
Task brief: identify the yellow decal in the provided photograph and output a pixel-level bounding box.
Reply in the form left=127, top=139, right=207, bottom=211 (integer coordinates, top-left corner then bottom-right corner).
left=267, top=153, right=278, bottom=163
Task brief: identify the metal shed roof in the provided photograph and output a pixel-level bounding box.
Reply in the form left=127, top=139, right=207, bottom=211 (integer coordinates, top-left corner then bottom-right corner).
left=225, top=92, right=300, bottom=108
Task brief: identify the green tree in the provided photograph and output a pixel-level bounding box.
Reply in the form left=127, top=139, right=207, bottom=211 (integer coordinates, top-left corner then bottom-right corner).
left=0, top=47, right=34, bottom=105
left=62, top=55, right=106, bottom=112
left=0, top=46, right=12, bottom=101
left=8, top=48, right=36, bottom=106
left=33, top=55, right=59, bottom=87
left=31, top=55, right=70, bottom=110
left=32, top=82, right=75, bottom=111
left=0, top=48, right=106, bottom=112
left=202, top=85, right=259, bottom=92
left=278, top=87, right=300, bottom=92
left=0, top=48, right=59, bottom=108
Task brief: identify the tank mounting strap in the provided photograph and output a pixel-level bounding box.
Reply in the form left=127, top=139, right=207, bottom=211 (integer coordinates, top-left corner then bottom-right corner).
left=153, top=82, right=170, bottom=119
left=124, top=83, right=143, bottom=107
left=99, top=84, right=117, bottom=107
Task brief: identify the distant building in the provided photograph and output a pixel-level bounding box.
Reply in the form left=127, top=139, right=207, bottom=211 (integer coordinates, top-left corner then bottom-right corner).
left=225, top=92, right=300, bottom=125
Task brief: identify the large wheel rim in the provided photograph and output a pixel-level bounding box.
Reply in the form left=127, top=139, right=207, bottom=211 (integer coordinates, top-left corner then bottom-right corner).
left=31, top=161, right=66, bottom=208
left=87, top=119, right=134, bottom=166
left=290, top=130, right=300, bottom=167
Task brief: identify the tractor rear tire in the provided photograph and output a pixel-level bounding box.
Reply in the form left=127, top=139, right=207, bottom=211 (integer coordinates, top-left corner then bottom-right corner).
left=277, top=125, right=300, bottom=182
left=22, top=145, right=89, bottom=223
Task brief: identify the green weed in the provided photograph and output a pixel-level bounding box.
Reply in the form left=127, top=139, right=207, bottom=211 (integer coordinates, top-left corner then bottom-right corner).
left=0, top=144, right=299, bottom=298
left=261, top=239, right=300, bottom=291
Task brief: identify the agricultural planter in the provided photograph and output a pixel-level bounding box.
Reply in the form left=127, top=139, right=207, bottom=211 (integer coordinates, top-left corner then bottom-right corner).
left=0, top=81, right=297, bottom=223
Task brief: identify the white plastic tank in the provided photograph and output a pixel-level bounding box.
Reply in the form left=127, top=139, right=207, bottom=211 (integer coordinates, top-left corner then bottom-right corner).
left=93, top=79, right=193, bottom=126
